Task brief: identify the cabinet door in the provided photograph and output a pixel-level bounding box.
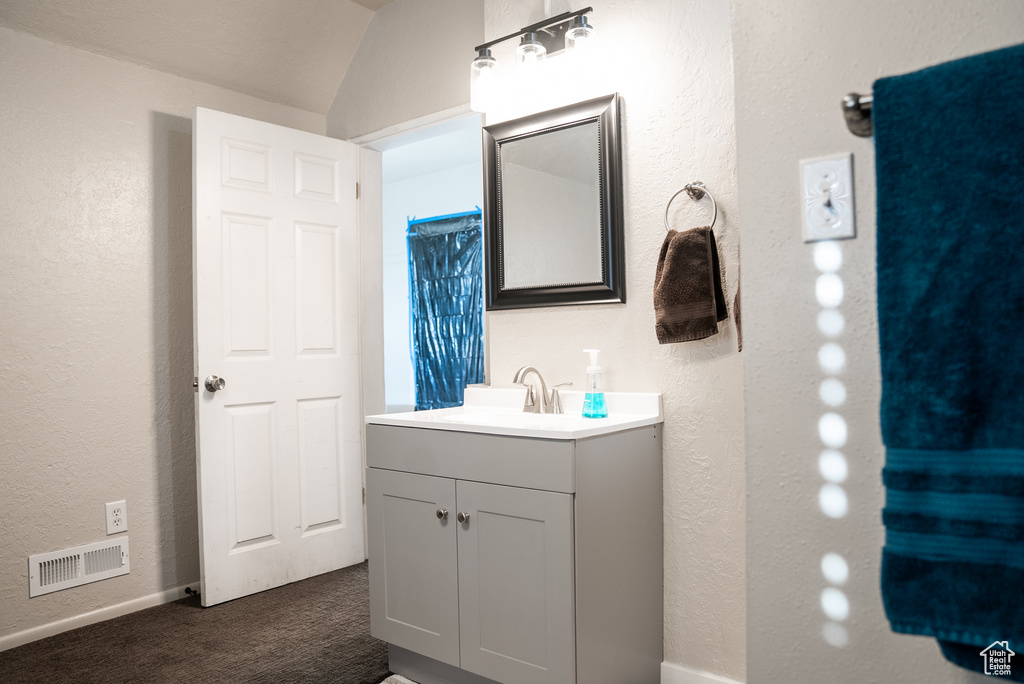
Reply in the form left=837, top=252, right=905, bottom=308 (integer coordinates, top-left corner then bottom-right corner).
left=366, top=468, right=459, bottom=666
left=456, top=481, right=575, bottom=684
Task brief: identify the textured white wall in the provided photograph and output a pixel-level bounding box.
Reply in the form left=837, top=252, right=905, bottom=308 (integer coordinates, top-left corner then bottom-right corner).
left=0, top=26, right=324, bottom=643
left=326, top=0, right=484, bottom=140
left=484, top=1, right=745, bottom=680
left=733, top=2, right=1024, bottom=682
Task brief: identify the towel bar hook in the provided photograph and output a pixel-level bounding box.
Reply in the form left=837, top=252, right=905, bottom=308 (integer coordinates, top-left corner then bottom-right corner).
left=665, top=181, right=717, bottom=231
left=842, top=92, right=874, bottom=137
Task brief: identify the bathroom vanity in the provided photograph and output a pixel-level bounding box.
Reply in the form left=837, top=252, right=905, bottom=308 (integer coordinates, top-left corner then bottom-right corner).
left=365, top=389, right=663, bottom=684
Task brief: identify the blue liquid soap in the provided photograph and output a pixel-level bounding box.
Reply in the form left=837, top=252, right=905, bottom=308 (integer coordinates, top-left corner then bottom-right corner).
left=582, top=389, right=608, bottom=418
left=582, top=348, right=608, bottom=419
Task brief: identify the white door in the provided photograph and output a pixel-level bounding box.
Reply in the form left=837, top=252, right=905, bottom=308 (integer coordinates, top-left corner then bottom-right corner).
left=193, top=107, right=364, bottom=607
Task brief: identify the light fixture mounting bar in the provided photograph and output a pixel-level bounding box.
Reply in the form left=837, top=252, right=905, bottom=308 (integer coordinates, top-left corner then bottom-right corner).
left=473, top=6, right=593, bottom=53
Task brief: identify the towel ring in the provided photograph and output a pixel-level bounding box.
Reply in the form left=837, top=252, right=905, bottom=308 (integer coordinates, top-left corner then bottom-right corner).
left=664, top=181, right=717, bottom=231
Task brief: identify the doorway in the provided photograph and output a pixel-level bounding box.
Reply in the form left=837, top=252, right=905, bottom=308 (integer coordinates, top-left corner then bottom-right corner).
left=378, top=115, right=484, bottom=413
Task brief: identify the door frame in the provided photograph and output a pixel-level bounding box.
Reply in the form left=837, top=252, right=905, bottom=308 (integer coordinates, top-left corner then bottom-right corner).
left=354, top=144, right=383, bottom=556
left=349, top=104, right=487, bottom=418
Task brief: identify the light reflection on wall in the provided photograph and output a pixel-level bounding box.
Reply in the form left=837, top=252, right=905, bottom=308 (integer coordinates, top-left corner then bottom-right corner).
left=813, top=240, right=851, bottom=648
left=819, top=379, right=847, bottom=407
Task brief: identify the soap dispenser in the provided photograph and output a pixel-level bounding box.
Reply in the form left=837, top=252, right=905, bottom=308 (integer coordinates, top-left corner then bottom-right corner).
left=582, top=349, right=608, bottom=418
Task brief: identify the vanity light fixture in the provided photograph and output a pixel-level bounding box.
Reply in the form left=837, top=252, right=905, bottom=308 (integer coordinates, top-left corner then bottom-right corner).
left=469, top=6, right=595, bottom=113
left=516, top=32, right=547, bottom=64
left=470, top=48, right=497, bottom=113
left=564, top=14, right=595, bottom=52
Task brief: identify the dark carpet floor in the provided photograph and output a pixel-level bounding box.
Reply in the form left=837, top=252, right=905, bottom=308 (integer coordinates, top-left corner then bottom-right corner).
left=0, top=561, right=391, bottom=684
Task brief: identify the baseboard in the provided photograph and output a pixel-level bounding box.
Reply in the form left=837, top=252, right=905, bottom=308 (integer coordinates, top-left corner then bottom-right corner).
left=662, top=661, right=745, bottom=684
left=0, top=583, right=195, bottom=652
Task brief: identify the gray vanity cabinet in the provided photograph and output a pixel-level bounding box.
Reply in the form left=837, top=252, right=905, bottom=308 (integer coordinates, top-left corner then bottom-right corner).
left=366, top=422, right=663, bottom=684
left=366, top=468, right=461, bottom=666
left=455, top=480, right=575, bottom=683
left=368, top=468, right=575, bottom=683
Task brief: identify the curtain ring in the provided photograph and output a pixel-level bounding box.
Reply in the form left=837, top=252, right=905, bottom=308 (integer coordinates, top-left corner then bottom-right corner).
left=664, top=181, right=717, bottom=231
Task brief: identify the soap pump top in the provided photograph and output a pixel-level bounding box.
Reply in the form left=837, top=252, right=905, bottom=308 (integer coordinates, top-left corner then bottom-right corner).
left=582, top=349, right=608, bottom=418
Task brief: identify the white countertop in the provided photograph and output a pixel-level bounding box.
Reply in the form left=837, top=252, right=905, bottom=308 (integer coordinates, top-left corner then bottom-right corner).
left=365, top=387, right=663, bottom=440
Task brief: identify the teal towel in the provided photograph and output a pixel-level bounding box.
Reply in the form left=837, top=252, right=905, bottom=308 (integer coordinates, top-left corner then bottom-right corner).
left=875, top=42, right=1024, bottom=679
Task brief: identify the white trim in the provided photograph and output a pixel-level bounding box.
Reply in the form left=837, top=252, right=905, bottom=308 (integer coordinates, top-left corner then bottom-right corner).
left=0, top=583, right=194, bottom=652
left=349, top=104, right=475, bottom=150
left=662, top=661, right=745, bottom=684
left=358, top=145, right=385, bottom=561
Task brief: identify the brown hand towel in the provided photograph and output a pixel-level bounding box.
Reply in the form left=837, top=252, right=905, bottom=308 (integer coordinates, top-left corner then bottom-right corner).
left=654, top=226, right=727, bottom=344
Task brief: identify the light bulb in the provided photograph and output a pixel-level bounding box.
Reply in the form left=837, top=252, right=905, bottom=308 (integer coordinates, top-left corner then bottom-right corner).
left=565, top=15, right=595, bottom=52
left=516, top=32, right=547, bottom=65
left=470, top=49, right=496, bottom=113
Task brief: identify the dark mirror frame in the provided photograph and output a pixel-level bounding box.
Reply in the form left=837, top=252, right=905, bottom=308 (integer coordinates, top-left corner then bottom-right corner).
left=483, top=93, right=624, bottom=310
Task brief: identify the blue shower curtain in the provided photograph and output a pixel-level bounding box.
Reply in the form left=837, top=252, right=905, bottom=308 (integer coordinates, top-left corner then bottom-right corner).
left=407, top=211, right=484, bottom=410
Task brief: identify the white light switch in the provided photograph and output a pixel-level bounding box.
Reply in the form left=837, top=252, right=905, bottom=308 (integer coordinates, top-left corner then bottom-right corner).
left=801, top=153, right=855, bottom=242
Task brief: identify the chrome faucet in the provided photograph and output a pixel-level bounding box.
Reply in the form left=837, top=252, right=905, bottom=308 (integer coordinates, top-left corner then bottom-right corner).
left=512, top=366, right=572, bottom=414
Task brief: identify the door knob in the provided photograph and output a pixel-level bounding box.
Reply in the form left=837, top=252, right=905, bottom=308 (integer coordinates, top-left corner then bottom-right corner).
left=456, top=512, right=470, bottom=524
left=436, top=508, right=448, bottom=520
left=204, top=375, right=226, bottom=392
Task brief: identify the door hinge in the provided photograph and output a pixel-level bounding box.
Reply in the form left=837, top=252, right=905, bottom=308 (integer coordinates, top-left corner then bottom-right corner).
left=355, top=182, right=360, bottom=200
left=362, top=487, right=366, bottom=505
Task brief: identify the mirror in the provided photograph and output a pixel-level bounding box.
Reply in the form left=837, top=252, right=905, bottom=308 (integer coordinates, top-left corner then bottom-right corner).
left=483, top=94, right=624, bottom=309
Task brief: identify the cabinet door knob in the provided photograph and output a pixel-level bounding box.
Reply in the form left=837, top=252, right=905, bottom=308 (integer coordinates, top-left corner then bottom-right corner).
left=456, top=512, right=470, bottom=524
left=436, top=508, right=448, bottom=520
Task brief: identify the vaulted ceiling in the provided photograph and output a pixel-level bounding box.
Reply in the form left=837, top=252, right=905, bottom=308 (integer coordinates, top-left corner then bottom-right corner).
left=0, top=0, right=396, bottom=114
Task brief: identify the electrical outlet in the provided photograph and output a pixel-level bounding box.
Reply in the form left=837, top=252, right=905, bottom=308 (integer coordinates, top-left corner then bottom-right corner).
left=105, top=500, right=128, bottom=535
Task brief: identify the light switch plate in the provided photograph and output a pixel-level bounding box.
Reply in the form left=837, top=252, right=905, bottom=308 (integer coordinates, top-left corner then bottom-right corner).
left=801, top=153, right=855, bottom=242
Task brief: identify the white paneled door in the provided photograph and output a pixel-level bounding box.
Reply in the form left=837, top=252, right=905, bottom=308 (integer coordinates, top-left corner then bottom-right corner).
left=193, top=108, right=364, bottom=607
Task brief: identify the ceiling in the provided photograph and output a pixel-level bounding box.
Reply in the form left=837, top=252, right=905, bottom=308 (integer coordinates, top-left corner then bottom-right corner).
left=0, top=0, right=396, bottom=114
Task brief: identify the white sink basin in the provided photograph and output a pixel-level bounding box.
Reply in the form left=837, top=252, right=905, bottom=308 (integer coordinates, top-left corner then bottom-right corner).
left=365, top=387, right=662, bottom=439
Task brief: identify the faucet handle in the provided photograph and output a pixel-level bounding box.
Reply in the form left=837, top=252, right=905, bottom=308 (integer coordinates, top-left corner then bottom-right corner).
left=515, top=382, right=539, bottom=413
left=550, top=382, right=573, bottom=414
